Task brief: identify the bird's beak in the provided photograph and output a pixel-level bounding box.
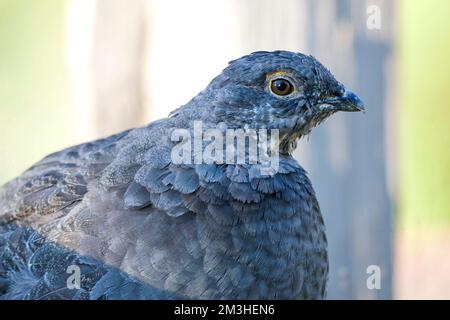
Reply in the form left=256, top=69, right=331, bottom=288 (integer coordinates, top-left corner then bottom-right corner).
left=339, top=89, right=365, bottom=112
left=319, top=89, right=365, bottom=112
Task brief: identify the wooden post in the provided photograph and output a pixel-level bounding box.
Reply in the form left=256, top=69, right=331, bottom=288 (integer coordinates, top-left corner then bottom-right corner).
left=238, top=0, right=395, bottom=299
left=293, top=0, right=395, bottom=299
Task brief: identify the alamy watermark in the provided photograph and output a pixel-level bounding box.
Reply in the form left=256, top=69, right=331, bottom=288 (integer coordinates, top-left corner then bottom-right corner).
left=366, top=5, right=381, bottom=30
left=171, top=121, right=280, bottom=175
left=66, top=265, right=81, bottom=290
left=366, top=265, right=381, bottom=290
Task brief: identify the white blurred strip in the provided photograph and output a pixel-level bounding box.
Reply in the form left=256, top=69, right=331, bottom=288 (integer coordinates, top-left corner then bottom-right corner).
left=65, top=0, right=147, bottom=141
left=143, top=0, right=245, bottom=121
left=65, top=0, right=97, bottom=143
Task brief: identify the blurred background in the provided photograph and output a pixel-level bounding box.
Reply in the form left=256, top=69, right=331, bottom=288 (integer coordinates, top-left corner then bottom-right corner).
left=0, top=0, right=449, bottom=299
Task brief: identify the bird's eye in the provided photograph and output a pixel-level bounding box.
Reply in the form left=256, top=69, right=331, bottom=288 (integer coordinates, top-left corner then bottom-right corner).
left=270, top=78, right=294, bottom=96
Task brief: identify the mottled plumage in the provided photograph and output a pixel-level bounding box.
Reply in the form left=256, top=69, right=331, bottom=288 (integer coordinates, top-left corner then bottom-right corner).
left=0, top=51, right=363, bottom=299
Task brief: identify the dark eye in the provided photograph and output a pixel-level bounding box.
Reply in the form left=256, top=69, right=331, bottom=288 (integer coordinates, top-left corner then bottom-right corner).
left=270, top=78, right=294, bottom=96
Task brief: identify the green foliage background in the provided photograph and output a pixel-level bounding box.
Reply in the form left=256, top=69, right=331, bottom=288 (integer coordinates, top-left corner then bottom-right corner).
left=0, top=0, right=70, bottom=184
left=399, top=0, right=450, bottom=229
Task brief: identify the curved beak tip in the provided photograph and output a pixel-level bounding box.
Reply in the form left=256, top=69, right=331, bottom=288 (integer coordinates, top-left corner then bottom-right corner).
left=342, top=89, right=365, bottom=112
